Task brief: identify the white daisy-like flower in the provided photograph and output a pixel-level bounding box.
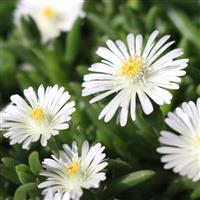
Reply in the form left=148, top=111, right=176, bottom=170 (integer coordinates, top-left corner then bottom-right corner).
left=14, top=0, right=85, bottom=43
left=157, top=98, right=200, bottom=181
left=2, top=85, right=75, bottom=149
left=38, top=140, right=108, bottom=200
left=82, top=30, right=188, bottom=126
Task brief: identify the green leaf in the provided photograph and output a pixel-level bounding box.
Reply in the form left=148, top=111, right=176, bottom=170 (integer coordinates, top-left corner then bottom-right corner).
left=14, top=183, right=37, bottom=200
left=146, top=105, right=164, bottom=132
left=127, top=0, right=140, bottom=10
left=47, top=137, right=59, bottom=158
left=0, top=188, right=7, bottom=199
left=87, top=13, right=116, bottom=38
left=1, top=157, right=19, bottom=169
left=65, top=18, right=81, bottom=64
left=16, top=172, right=35, bottom=185
left=20, top=16, right=40, bottom=45
left=28, top=151, right=41, bottom=176
left=0, top=47, right=16, bottom=88
left=106, top=170, right=155, bottom=195
left=196, top=85, right=200, bottom=96
left=17, top=72, right=35, bottom=89
left=145, top=6, right=160, bottom=31
left=164, top=177, right=198, bottom=198
left=76, top=65, right=88, bottom=77
left=108, top=159, right=132, bottom=170
left=42, top=49, right=66, bottom=85
left=191, top=186, right=200, bottom=199
left=187, top=67, right=200, bottom=82
left=133, top=107, right=160, bottom=151
left=113, top=136, right=133, bottom=163
left=0, top=164, right=20, bottom=185
left=160, top=103, right=171, bottom=117
left=15, top=164, right=35, bottom=184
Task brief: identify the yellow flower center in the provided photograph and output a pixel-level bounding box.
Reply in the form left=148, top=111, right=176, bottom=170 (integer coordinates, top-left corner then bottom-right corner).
left=195, top=137, right=200, bottom=147
left=31, top=107, right=44, bottom=120
left=43, top=7, right=54, bottom=18
left=119, top=55, right=143, bottom=77
left=67, top=162, right=79, bottom=174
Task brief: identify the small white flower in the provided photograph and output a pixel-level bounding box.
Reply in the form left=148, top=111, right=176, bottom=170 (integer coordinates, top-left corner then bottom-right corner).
left=157, top=98, right=200, bottom=181
left=38, top=141, right=108, bottom=200
left=82, top=30, right=188, bottom=126
left=2, top=85, right=75, bottom=149
left=14, top=0, right=85, bottom=43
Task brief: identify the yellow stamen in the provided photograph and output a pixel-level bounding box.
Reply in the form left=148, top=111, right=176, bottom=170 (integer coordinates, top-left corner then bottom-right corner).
left=67, top=162, right=79, bottom=174
left=43, top=7, right=54, bottom=18
left=119, top=55, right=143, bottom=77
left=31, top=107, right=44, bottom=120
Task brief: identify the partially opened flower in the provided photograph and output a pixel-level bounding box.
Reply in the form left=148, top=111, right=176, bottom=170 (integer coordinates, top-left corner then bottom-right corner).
left=157, top=98, right=200, bottom=181
left=14, top=0, right=85, bottom=43
left=82, top=30, right=188, bottom=126
left=2, top=85, right=75, bottom=149
left=38, top=141, right=108, bottom=200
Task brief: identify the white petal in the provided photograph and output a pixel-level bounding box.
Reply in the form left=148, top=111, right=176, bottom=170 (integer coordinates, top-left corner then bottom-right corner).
left=135, top=34, right=143, bottom=56
left=137, top=91, right=153, bottom=115
left=127, top=33, right=135, bottom=57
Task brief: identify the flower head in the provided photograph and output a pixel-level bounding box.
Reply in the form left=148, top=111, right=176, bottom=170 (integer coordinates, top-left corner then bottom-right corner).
left=14, top=0, right=85, bottom=43
left=157, top=98, right=200, bottom=181
left=38, top=141, right=108, bottom=200
left=2, top=85, right=75, bottom=149
left=82, top=30, right=188, bottom=126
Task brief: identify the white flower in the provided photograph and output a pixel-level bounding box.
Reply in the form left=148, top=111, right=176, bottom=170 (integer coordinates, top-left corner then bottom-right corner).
left=157, top=98, right=200, bottom=181
left=82, top=30, right=188, bottom=126
left=14, top=0, right=85, bottom=43
left=2, top=85, right=75, bottom=149
left=38, top=141, right=108, bottom=200
left=0, top=106, right=7, bottom=131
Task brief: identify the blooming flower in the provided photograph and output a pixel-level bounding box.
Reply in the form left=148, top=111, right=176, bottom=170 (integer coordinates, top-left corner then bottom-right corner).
left=82, top=30, right=189, bottom=126
left=38, top=140, right=108, bottom=200
left=14, top=0, right=85, bottom=43
left=2, top=85, right=75, bottom=149
left=157, top=98, right=200, bottom=181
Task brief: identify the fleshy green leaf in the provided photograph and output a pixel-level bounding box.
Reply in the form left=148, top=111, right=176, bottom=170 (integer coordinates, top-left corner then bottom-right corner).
left=15, top=164, right=35, bottom=184
left=106, top=170, right=155, bottom=195
left=14, top=183, right=37, bottom=200
left=0, top=164, right=20, bottom=185
left=108, top=159, right=132, bottom=170
left=28, top=151, right=41, bottom=176
left=1, top=157, right=19, bottom=170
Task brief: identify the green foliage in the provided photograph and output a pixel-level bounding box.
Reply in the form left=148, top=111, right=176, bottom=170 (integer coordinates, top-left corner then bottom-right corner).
left=15, top=164, right=35, bottom=184
left=0, top=0, right=200, bottom=199
left=0, top=164, right=20, bottom=185
left=28, top=152, right=41, bottom=176
left=106, top=170, right=155, bottom=195
left=14, top=183, right=39, bottom=200
left=65, top=18, right=81, bottom=64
